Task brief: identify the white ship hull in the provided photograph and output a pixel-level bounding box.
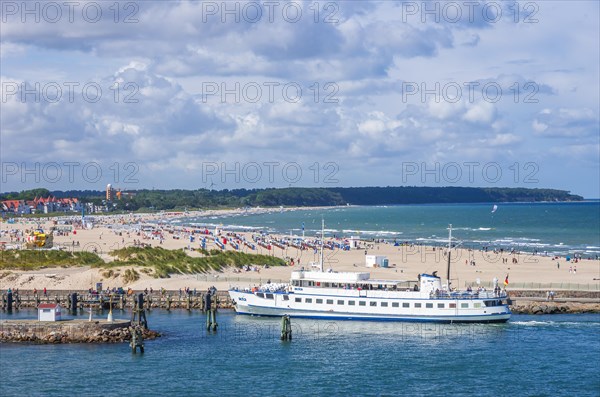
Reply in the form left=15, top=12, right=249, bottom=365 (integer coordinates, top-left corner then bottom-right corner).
left=229, top=288, right=511, bottom=323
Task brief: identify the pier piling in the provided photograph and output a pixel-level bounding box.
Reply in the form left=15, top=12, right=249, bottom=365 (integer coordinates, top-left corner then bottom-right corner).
left=206, top=309, right=218, bottom=331
left=130, top=327, right=145, bottom=354
left=281, top=315, right=292, bottom=341
left=70, top=293, right=78, bottom=314
left=131, top=293, right=148, bottom=329
left=7, top=291, right=13, bottom=313
left=204, top=292, right=218, bottom=331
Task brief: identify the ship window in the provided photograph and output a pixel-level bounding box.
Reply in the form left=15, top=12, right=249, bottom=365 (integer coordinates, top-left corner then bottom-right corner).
left=305, top=298, right=312, bottom=303
left=414, top=303, right=422, bottom=308
left=370, top=301, right=377, bottom=307
left=256, top=292, right=264, bottom=298
left=326, top=299, right=334, bottom=304
left=295, top=298, right=302, bottom=303
left=449, top=303, right=456, bottom=308
left=461, top=303, right=468, bottom=308
left=437, top=303, right=444, bottom=308
left=283, top=295, right=289, bottom=301
left=392, top=302, right=399, bottom=308
left=426, top=303, right=433, bottom=308
left=316, top=299, right=323, bottom=304
left=348, top=301, right=355, bottom=306
left=337, top=300, right=344, bottom=305
left=474, top=303, right=482, bottom=308
left=266, top=294, right=274, bottom=300
left=402, top=302, right=409, bottom=308
left=359, top=301, right=366, bottom=306
left=381, top=302, right=388, bottom=307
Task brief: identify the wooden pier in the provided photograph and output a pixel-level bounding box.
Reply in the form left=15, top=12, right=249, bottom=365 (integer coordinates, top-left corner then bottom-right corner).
left=1, top=290, right=233, bottom=312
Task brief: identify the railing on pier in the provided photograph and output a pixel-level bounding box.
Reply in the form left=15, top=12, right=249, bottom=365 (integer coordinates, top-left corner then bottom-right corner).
left=464, top=281, right=600, bottom=292
left=0, top=290, right=234, bottom=310
left=196, top=275, right=287, bottom=284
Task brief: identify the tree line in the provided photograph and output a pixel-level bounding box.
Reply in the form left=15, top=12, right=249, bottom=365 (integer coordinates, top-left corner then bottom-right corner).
left=1, top=186, right=583, bottom=212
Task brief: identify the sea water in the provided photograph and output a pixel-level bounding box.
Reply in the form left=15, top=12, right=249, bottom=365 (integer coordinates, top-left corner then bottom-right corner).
left=2, top=202, right=599, bottom=396
left=176, top=202, right=600, bottom=257
left=1, top=309, right=599, bottom=396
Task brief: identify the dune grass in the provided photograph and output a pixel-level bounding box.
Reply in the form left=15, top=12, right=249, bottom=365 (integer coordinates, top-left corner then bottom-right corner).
left=0, top=250, right=104, bottom=270
left=106, top=246, right=286, bottom=278
left=0, top=246, right=286, bottom=278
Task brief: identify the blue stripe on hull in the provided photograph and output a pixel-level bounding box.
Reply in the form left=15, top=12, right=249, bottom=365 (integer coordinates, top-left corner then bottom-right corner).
left=234, top=308, right=510, bottom=324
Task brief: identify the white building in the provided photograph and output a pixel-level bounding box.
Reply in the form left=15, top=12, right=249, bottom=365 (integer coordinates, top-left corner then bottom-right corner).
left=365, top=255, right=388, bottom=268
left=37, top=303, right=62, bottom=321
left=348, top=236, right=361, bottom=249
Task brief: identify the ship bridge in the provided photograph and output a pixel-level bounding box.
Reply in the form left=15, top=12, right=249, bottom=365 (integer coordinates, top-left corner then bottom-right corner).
left=291, top=270, right=370, bottom=283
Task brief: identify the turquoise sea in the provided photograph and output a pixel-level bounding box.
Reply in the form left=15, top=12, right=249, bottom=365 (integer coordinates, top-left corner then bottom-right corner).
left=1, top=309, right=599, bottom=396
left=173, top=202, right=600, bottom=257
left=2, top=202, right=599, bottom=396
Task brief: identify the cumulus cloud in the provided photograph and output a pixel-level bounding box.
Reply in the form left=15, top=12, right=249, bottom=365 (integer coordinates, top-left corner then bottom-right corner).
left=532, top=108, right=599, bottom=138
left=0, top=0, right=598, bottom=195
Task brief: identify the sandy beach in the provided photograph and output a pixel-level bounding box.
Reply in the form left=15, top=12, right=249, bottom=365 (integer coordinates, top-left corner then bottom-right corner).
left=1, top=209, right=598, bottom=292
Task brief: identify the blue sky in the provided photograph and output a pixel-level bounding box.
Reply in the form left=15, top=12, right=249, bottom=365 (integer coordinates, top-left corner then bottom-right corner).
left=1, top=1, right=599, bottom=197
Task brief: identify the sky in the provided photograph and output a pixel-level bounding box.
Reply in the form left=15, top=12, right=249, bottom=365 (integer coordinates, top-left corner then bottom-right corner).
left=1, top=0, right=599, bottom=197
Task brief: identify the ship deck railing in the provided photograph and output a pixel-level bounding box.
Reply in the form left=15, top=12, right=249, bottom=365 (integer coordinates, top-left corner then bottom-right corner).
left=430, top=292, right=508, bottom=300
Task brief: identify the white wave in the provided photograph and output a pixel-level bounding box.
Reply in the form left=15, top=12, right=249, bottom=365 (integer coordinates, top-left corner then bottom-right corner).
left=512, top=319, right=600, bottom=327
left=493, top=239, right=516, bottom=243
left=511, top=321, right=553, bottom=326
left=341, top=229, right=403, bottom=235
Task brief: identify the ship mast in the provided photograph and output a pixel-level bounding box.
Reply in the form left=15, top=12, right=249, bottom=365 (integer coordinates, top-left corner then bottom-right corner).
left=447, top=224, right=452, bottom=291
left=319, top=218, right=325, bottom=272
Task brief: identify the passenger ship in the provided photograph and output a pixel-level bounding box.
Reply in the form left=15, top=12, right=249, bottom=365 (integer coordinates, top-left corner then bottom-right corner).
left=229, top=224, right=511, bottom=323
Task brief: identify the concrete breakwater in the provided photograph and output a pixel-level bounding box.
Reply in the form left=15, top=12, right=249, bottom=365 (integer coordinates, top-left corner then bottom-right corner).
left=509, top=302, right=600, bottom=315
left=0, top=320, right=160, bottom=344
left=507, top=290, right=600, bottom=314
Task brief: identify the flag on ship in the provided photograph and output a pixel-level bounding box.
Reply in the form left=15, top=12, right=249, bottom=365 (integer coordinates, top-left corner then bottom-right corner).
left=504, top=275, right=509, bottom=286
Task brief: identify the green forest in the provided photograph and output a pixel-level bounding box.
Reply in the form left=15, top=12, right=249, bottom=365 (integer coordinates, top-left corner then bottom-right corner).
left=1, top=186, right=583, bottom=212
